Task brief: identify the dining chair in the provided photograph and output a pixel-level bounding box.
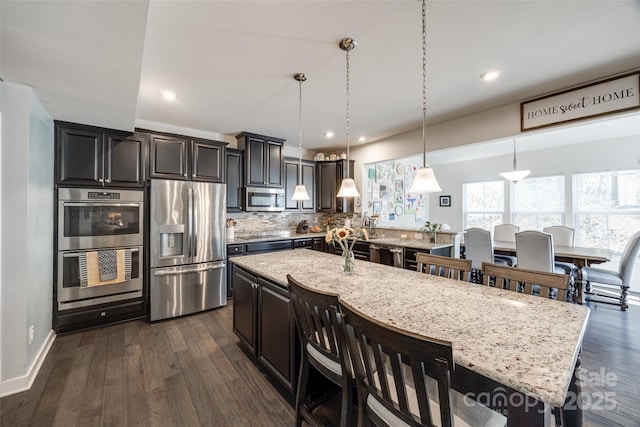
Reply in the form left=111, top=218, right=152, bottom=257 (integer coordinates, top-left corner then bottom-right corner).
left=339, top=300, right=507, bottom=427
left=481, top=262, right=570, bottom=301
left=463, top=228, right=509, bottom=283
left=287, top=274, right=355, bottom=427
left=416, top=252, right=472, bottom=281
left=543, top=226, right=579, bottom=274
left=583, top=230, right=640, bottom=311
left=493, top=224, right=519, bottom=266
left=515, top=231, right=566, bottom=274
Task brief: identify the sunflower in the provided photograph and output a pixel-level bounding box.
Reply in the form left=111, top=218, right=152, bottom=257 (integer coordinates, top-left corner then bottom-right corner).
left=336, top=227, right=350, bottom=240
left=325, top=230, right=333, bottom=243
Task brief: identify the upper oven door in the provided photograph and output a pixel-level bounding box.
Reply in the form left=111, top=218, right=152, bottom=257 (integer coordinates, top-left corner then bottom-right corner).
left=58, top=188, right=144, bottom=250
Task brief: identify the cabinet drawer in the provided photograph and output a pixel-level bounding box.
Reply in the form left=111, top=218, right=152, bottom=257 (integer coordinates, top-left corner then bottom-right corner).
left=56, top=300, right=145, bottom=332
left=293, top=238, right=313, bottom=248
left=228, top=244, right=246, bottom=255
left=246, top=240, right=292, bottom=253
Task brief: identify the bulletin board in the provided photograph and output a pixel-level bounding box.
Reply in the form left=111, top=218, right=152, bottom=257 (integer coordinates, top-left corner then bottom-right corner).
left=362, top=155, right=428, bottom=229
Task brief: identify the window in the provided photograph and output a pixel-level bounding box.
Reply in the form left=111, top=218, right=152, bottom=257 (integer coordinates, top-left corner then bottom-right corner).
left=512, top=175, right=565, bottom=231
left=463, top=180, right=504, bottom=230
left=574, top=170, right=640, bottom=252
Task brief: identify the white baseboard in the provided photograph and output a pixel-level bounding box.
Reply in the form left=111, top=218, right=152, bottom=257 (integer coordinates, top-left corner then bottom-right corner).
left=0, top=330, right=56, bottom=398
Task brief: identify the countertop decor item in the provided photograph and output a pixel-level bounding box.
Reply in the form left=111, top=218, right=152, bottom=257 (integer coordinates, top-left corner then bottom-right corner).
left=408, top=0, right=442, bottom=194
left=422, top=220, right=441, bottom=243
left=325, top=226, right=369, bottom=274
left=336, top=37, right=360, bottom=198
left=296, top=219, right=309, bottom=234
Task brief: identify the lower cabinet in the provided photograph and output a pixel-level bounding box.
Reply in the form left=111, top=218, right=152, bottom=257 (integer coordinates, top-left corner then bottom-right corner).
left=232, top=264, right=297, bottom=395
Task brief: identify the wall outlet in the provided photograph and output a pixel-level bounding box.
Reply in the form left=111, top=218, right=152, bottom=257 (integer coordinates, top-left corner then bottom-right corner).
left=29, top=325, right=34, bottom=344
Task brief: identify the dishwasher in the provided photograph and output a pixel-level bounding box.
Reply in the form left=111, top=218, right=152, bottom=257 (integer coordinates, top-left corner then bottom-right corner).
left=369, top=244, right=404, bottom=268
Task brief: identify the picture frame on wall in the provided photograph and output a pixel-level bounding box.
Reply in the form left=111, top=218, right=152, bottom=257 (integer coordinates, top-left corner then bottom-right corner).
left=439, top=195, right=451, bottom=207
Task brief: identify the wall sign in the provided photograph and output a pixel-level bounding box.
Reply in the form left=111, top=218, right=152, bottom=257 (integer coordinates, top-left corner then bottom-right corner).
left=521, top=71, right=640, bottom=131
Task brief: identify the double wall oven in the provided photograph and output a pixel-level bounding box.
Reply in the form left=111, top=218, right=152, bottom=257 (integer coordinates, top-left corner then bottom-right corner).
left=57, top=188, right=144, bottom=311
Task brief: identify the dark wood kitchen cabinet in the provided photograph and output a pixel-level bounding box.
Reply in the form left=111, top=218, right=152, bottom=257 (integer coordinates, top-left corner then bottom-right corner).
left=236, top=132, right=284, bottom=188
left=284, top=157, right=315, bottom=211
left=226, top=148, right=244, bottom=211
left=316, top=159, right=354, bottom=213
left=56, top=121, right=146, bottom=188
left=148, top=132, right=226, bottom=182
left=232, top=264, right=296, bottom=394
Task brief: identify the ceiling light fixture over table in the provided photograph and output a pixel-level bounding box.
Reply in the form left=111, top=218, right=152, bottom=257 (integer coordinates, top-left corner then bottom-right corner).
left=499, top=139, right=531, bottom=182
left=291, top=73, right=311, bottom=201
left=336, top=37, right=360, bottom=198
left=409, top=0, right=442, bottom=194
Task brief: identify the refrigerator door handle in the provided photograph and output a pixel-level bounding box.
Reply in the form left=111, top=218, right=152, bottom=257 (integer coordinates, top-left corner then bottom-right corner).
left=153, top=261, right=226, bottom=276
left=192, top=189, right=198, bottom=258
left=187, top=187, right=193, bottom=259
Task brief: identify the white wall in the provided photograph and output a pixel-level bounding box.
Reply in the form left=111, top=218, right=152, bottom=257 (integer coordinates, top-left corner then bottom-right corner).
left=0, top=83, right=55, bottom=396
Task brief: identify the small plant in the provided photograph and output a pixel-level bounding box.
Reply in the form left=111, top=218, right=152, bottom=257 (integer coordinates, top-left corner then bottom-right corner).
left=422, top=221, right=441, bottom=234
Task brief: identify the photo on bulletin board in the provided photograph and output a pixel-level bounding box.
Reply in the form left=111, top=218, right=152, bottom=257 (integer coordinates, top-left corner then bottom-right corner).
left=439, top=195, right=451, bottom=207
left=376, top=161, right=394, bottom=184
left=373, top=201, right=381, bottom=215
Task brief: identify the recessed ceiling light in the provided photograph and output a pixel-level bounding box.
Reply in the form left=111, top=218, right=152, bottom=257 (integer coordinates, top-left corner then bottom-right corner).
left=161, top=90, right=176, bottom=101
left=325, top=131, right=334, bottom=138
left=481, top=70, right=500, bottom=81
left=358, top=136, right=366, bottom=142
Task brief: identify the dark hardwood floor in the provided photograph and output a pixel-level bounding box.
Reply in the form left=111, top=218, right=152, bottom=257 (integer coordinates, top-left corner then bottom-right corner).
left=1, top=300, right=638, bottom=427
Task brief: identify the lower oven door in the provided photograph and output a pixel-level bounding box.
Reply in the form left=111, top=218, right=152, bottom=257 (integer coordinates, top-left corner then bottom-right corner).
left=57, top=246, right=143, bottom=310
left=150, top=261, right=227, bottom=321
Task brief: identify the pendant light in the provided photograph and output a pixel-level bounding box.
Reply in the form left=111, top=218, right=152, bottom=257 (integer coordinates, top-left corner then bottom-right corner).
left=499, top=139, right=531, bottom=182
left=409, top=0, right=442, bottom=194
left=291, top=73, right=311, bottom=201
left=336, top=37, right=360, bottom=198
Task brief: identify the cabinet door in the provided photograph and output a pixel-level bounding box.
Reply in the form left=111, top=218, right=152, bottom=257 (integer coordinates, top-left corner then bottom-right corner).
left=149, top=134, right=189, bottom=180
left=316, top=162, right=337, bottom=212
left=105, top=133, right=145, bottom=187
left=192, top=140, right=225, bottom=182
left=301, top=161, right=315, bottom=211
left=258, top=278, right=294, bottom=392
left=266, top=140, right=283, bottom=187
left=246, top=137, right=266, bottom=186
left=56, top=125, right=103, bottom=185
left=226, top=149, right=243, bottom=211
left=284, top=159, right=300, bottom=210
left=232, top=266, right=258, bottom=355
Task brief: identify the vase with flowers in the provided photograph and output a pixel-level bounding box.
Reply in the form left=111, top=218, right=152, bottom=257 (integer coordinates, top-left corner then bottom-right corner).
left=325, top=226, right=369, bottom=274
left=422, top=220, right=441, bottom=243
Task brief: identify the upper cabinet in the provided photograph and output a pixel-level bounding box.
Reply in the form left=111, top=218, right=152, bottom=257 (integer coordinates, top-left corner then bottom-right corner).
left=56, top=121, right=146, bottom=188
left=226, top=148, right=244, bottom=212
left=148, top=131, right=226, bottom=182
left=236, top=132, right=284, bottom=188
left=316, top=159, right=354, bottom=213
left=284, top=157, right=315, bottom=211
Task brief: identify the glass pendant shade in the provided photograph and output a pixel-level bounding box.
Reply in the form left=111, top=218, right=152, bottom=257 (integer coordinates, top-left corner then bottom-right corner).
left=500, top=139, right=530, bottom=182
left=500, top=169, right=531, bottom=182
left=336, top=178, right=360, bottom=198
left=409, top=167, right=442, bottom=193
left=291, top=184, right=310, bottom=201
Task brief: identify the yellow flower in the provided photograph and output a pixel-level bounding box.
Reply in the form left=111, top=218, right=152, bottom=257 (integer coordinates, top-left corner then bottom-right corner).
left=336, top=227, right=349, bottom=240
left=361, top=228, right=369, bottom=241
left=325, top=230, right=333, bottom=243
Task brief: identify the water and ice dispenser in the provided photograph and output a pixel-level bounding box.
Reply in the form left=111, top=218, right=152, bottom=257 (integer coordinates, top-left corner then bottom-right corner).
left=159, top=224, right=185, bottom=258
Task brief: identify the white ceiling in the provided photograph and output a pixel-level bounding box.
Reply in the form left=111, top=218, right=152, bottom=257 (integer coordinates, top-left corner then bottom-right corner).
left=2, top=0, right=640, bottom=152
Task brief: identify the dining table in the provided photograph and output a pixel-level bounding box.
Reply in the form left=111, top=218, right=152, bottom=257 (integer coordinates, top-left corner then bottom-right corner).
left=231, top=249, right=591, bottom=427
left=491, top=240, right=614, bottom=303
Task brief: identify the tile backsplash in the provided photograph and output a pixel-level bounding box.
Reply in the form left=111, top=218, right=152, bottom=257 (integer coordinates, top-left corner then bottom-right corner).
left=227, top=211, right=360, bottom=237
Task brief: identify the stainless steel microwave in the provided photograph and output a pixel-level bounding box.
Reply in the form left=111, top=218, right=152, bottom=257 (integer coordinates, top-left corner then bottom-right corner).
left=243, top=186, right=285, bottom=211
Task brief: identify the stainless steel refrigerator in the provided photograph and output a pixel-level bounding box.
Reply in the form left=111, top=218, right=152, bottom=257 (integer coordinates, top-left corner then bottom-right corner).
left=149, top=180, right=227, bottom=321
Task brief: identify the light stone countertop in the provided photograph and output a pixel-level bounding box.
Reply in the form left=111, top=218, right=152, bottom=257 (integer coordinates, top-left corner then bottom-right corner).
left=367, top=237, right=452, bottom=251
left=231, top=249, right=590, bottom=408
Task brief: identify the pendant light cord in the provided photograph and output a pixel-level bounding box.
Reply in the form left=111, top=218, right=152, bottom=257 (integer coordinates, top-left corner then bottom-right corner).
left=298, top=78, right=303, bottom=184
left=345, top=47, right=351, bottom=177
left=422, top=0, right=427, bottom=168
left=512, top=139, right=517, bottom=170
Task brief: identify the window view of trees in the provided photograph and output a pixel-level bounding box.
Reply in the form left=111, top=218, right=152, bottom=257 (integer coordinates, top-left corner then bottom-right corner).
left=575, top=170, right=640, bottom=252
left=463, top=180, right=503, bottom=230
left=513, top=175, right=565, bottom=231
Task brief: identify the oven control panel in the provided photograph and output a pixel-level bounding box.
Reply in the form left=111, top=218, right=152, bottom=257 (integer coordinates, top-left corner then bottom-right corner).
left=87, top=192, right=121, bottom=200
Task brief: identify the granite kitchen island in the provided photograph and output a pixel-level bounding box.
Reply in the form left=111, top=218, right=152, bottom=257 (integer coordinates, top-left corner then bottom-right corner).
left=231, top=249, right=590, bottom=426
